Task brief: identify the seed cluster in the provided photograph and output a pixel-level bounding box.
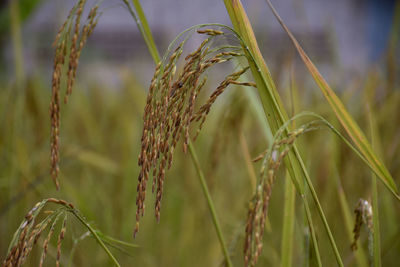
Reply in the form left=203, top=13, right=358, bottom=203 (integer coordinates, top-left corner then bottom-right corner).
left=244, top=125, right=309, bottom=267
left=135, top=28, right=255, bottom=237
left=50, top=0, right=99, bottom=189
left=2, top=199, right=73, bottom=267
left=351, top=199, right=373, bottom=251
left=56, top=216, right=67, bottom=267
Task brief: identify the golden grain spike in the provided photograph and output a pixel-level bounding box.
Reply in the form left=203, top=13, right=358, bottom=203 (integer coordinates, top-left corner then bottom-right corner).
left=50, top=1, right=100, bottom=189
left=56, top=215, right=67, bottom=267
left=135, top=30, right=254, bottom=238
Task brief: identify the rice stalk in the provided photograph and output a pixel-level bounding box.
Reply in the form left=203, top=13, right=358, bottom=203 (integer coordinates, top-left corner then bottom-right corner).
left=221, top=2, right=343, bottom=265
left=123, top=3, right=246, bottom=265
left=125, top=4, right=260, bottom=265
left=245, top=118, right=325, bottom=266
left=302, top=196, right=322, bottom=267
left=2, top=198, right=131, bottom=267
left=371, top=173, right=381, bottom=267
left=134, top=25, right=253, bottom=237
left=222, top=1, right=398, bottom=266
left=280, top=74, right=297, bottom=267
left=56, top=214, right=68, bottom=267
left=50, top=1, right=240, bottom=264
left=244, top=109, right=384, bottom=266
left=280, top=171, right=295, bottom=267
left=367, top=105, right=382, bottom=267
left=39, top=209, right=64, bottom=267
left=50, top=0, right=100, bottom=189
left=188, top=142, right=233, bottom=267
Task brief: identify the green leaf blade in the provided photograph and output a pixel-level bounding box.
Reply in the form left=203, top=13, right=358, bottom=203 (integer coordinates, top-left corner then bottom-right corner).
left=264, top=0, right=399, bottom=198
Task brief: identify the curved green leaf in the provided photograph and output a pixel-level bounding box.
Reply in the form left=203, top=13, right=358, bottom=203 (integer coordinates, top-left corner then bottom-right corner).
left=265, top=0, right=399, bottom=199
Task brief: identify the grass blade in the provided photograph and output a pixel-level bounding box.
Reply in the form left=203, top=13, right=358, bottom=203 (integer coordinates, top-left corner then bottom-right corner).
left=281, top=171, right=296, bottom=267
left=281, top=72, right=297, bottom=267
left=372, top=174, right=381, bottom=267
left=130, top=0, right=160, bottom=63
left=70, top=209, right=121, bottom=267
left=222, top=1, right=343, bottom=265
left=123, top=2, right=233, bottom=265
left=122, top=0, right=160, bottom=63
left=188, top=143, right=233, bottom=267
left=264, top=0, right=399, bottom=200
left=303, top=198, right=322, bottom=267
left=367, top=106, right=382, bottom=267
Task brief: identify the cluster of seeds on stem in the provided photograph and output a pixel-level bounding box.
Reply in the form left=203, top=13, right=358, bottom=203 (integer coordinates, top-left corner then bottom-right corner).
left=2, top=199, right=74, bottom=267
left=244, top=120, right=322, bottom=267
left=56, top=215, right=67, bottom=267
left=50, top=0, right=99, bottom=189
left=135, top=28, right=256, bottom=237
left=351, top=199, right=373, bottom=251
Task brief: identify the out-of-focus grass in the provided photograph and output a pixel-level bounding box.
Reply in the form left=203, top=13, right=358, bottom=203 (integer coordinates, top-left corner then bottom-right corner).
left=0, top=71, right=262, bottom=266
left=1, top=60, right=400, bottom=266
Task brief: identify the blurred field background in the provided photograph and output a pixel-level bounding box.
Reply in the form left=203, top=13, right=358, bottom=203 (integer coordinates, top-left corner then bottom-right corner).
left=1, top=0, right=400, bottom=266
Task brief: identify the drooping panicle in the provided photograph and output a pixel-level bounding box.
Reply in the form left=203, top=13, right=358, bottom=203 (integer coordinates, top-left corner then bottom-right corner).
left=2, top=199, right=75, bottom=267
left=134, top=26, right=255, bottom=237
left=50, top=0, right=99, bottom=189
left=244, top=125, right=311, bottom=267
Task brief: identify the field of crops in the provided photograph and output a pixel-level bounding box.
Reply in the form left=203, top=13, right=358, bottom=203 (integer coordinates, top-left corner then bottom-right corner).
left=1, top=1, right=400, bottom=266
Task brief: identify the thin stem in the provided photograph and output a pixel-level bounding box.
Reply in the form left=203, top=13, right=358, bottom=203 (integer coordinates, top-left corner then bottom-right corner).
left=368, top=107, right=382, bottom=267
left=222, top=1, right=344, bottom=266
left=70, top=210, right=121, bottom=267
left=372, top=176, right=381, bottom=267
left=280, top=172, right=296, bottom=267
left=122, top=0, right=160, bottom=63
left=125, top=1, right=232, bottom=264
left=302, top=195, right=322, bottom=267
left=188, top=143, right=233, bottom=267
left=131, top=0, right=160, bottom=63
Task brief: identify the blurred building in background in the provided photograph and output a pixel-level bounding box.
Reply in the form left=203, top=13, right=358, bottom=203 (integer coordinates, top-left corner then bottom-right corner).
left=1, top=0, right=398, bottom=87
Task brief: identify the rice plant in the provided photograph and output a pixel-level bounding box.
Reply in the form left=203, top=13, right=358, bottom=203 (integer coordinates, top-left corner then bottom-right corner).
left=2, top=0, right=400, bottom=266
left=2, top=198, right=126, bottom=267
